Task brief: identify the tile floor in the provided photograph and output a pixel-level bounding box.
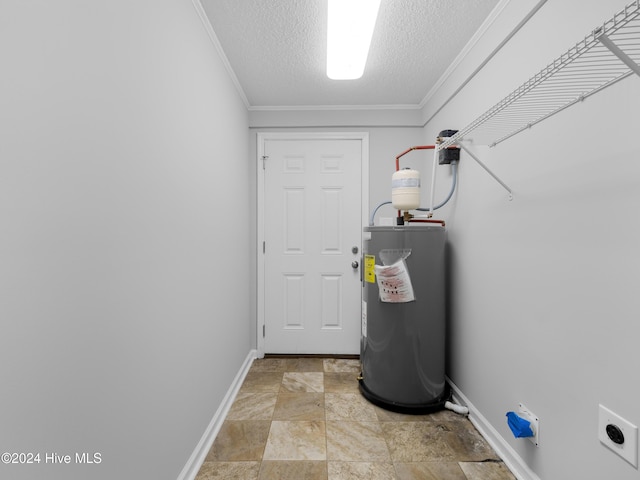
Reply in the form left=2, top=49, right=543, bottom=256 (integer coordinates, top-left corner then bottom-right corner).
left=195, top=357, right=516, bottom=480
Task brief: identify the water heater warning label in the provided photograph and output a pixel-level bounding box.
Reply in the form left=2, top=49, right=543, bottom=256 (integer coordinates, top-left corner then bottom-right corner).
left=364, top=255, right=376, bottom=283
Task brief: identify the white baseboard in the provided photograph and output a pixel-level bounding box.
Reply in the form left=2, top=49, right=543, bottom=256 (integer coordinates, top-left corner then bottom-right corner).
left=447, top=377, right=541, bottom=480
left=177, top=349, right=257, bottom=480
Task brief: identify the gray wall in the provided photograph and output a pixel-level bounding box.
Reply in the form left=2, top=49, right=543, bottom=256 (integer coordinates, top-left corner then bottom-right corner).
left=426, top=0, right=640, bottom=478
left=0, top=1, right=251, bottom=479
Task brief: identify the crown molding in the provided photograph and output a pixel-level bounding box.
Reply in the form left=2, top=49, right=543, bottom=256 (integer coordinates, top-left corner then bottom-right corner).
left=248, top=104, right=421, bottom=112
left=191, top=0, right=250, bottom=108
left=419, top=0, right=512, bottom=110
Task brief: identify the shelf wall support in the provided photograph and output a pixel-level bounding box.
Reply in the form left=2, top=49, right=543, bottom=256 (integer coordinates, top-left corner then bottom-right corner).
left=458, top=144, right=513, bottom=200
left=598, top=34, right=640, bottom=78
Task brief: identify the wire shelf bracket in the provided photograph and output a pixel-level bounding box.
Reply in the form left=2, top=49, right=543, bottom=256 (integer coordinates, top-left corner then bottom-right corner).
left=599, top=33, right=640, bottom=77
left=459, top=144, right=513, bottom=201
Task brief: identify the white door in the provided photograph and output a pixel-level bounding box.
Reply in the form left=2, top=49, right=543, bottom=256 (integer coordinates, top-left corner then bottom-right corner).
left=258, top=133, right=367, bottom=354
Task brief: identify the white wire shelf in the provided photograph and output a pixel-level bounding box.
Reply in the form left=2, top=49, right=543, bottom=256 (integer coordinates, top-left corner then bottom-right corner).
left=440, top=0, right=640, bottom=149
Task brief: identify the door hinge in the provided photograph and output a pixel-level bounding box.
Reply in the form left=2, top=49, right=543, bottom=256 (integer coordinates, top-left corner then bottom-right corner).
left=262, top=155, right=268, bottom=169
left=262, top=324, right=266, bottom=337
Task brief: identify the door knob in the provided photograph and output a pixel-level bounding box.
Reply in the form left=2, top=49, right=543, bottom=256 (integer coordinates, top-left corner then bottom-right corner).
left=351, top=261, right=359, bottom=269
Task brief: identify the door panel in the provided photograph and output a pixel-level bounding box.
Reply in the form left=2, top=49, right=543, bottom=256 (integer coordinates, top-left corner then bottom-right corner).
left=263, top=138, right=362, bottom=354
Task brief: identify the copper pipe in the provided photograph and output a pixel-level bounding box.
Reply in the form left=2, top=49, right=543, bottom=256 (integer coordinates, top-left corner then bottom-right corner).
left=407, top=219, right=446, bottom=227
left=395, top=145, right=436, bottom=171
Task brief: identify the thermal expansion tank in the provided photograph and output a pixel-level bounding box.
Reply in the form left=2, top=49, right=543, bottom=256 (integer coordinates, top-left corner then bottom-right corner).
left=360, top=225, right=447, bottom=413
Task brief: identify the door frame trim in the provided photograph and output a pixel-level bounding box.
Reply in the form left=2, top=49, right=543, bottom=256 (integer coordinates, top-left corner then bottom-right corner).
left=256, top=132, right=369, bottom=357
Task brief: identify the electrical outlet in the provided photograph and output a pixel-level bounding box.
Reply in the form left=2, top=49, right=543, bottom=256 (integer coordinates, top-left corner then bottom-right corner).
left=598, top=404, right=638, bottom=467
left=518, top=403, right=539, bottom=446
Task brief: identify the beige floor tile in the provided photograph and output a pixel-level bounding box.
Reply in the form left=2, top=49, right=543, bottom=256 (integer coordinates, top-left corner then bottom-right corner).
left=325, top=393, right=378, bottom=422
left=239, top=371, right=284, bottom=393
left=281, top=372, right=324, bottom=392
left=326, top=421, right=391, bottom=462
left=394, top=461, right=467, bottom=480
left=205, top=421, right=271, bottom=462
left=459, top=461, right=516, bottom=480
left=252, top=357, right=325, bottom=372
left=381, top=422, right=454, bottom=462
left=287, top=357, right=325, bottom=371
left=328, top=461, right=396, bottom=480
left=382, top=420, right=499, bottom=462
left=441, top=420, right=500, bottom=462
left=226, top=392, right=277, bottom=420
left=273, top=392, right=325, bottom=421
left=324, top=372, right=360, bottom=393
left=195, top=461, right=260, bottom=480
left=258, top=460, right=328, bottom=480
left=374, top=406, right=466, bottom=423
left=373, top=406, right=434, bottom=422
left=263, top=420, right=327, bottom=460
left=250, top=358, right=291, bottom=372
left=323, top=358, right=360, bottom=373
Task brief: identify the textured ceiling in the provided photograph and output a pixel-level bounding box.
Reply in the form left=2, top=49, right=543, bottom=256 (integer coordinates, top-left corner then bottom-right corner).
left=200, top=0, right=501, bottom=107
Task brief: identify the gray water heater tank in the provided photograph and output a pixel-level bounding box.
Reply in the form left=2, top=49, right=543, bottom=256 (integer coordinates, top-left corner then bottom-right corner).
left=360, top=225, right=447, bottom=413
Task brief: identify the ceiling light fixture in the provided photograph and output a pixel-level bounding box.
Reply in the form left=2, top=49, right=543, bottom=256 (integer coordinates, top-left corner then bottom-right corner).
left=326, top=0, right=381, bottom=80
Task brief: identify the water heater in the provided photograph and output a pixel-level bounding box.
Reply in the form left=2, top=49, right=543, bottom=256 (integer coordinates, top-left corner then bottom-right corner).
left=360, top=224, right=447, bottom=413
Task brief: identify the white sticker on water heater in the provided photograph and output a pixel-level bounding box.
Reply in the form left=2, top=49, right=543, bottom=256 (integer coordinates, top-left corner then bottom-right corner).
left=375, top=258, right=415, bottom=303
left=362, top=300, right=367, bottom=338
